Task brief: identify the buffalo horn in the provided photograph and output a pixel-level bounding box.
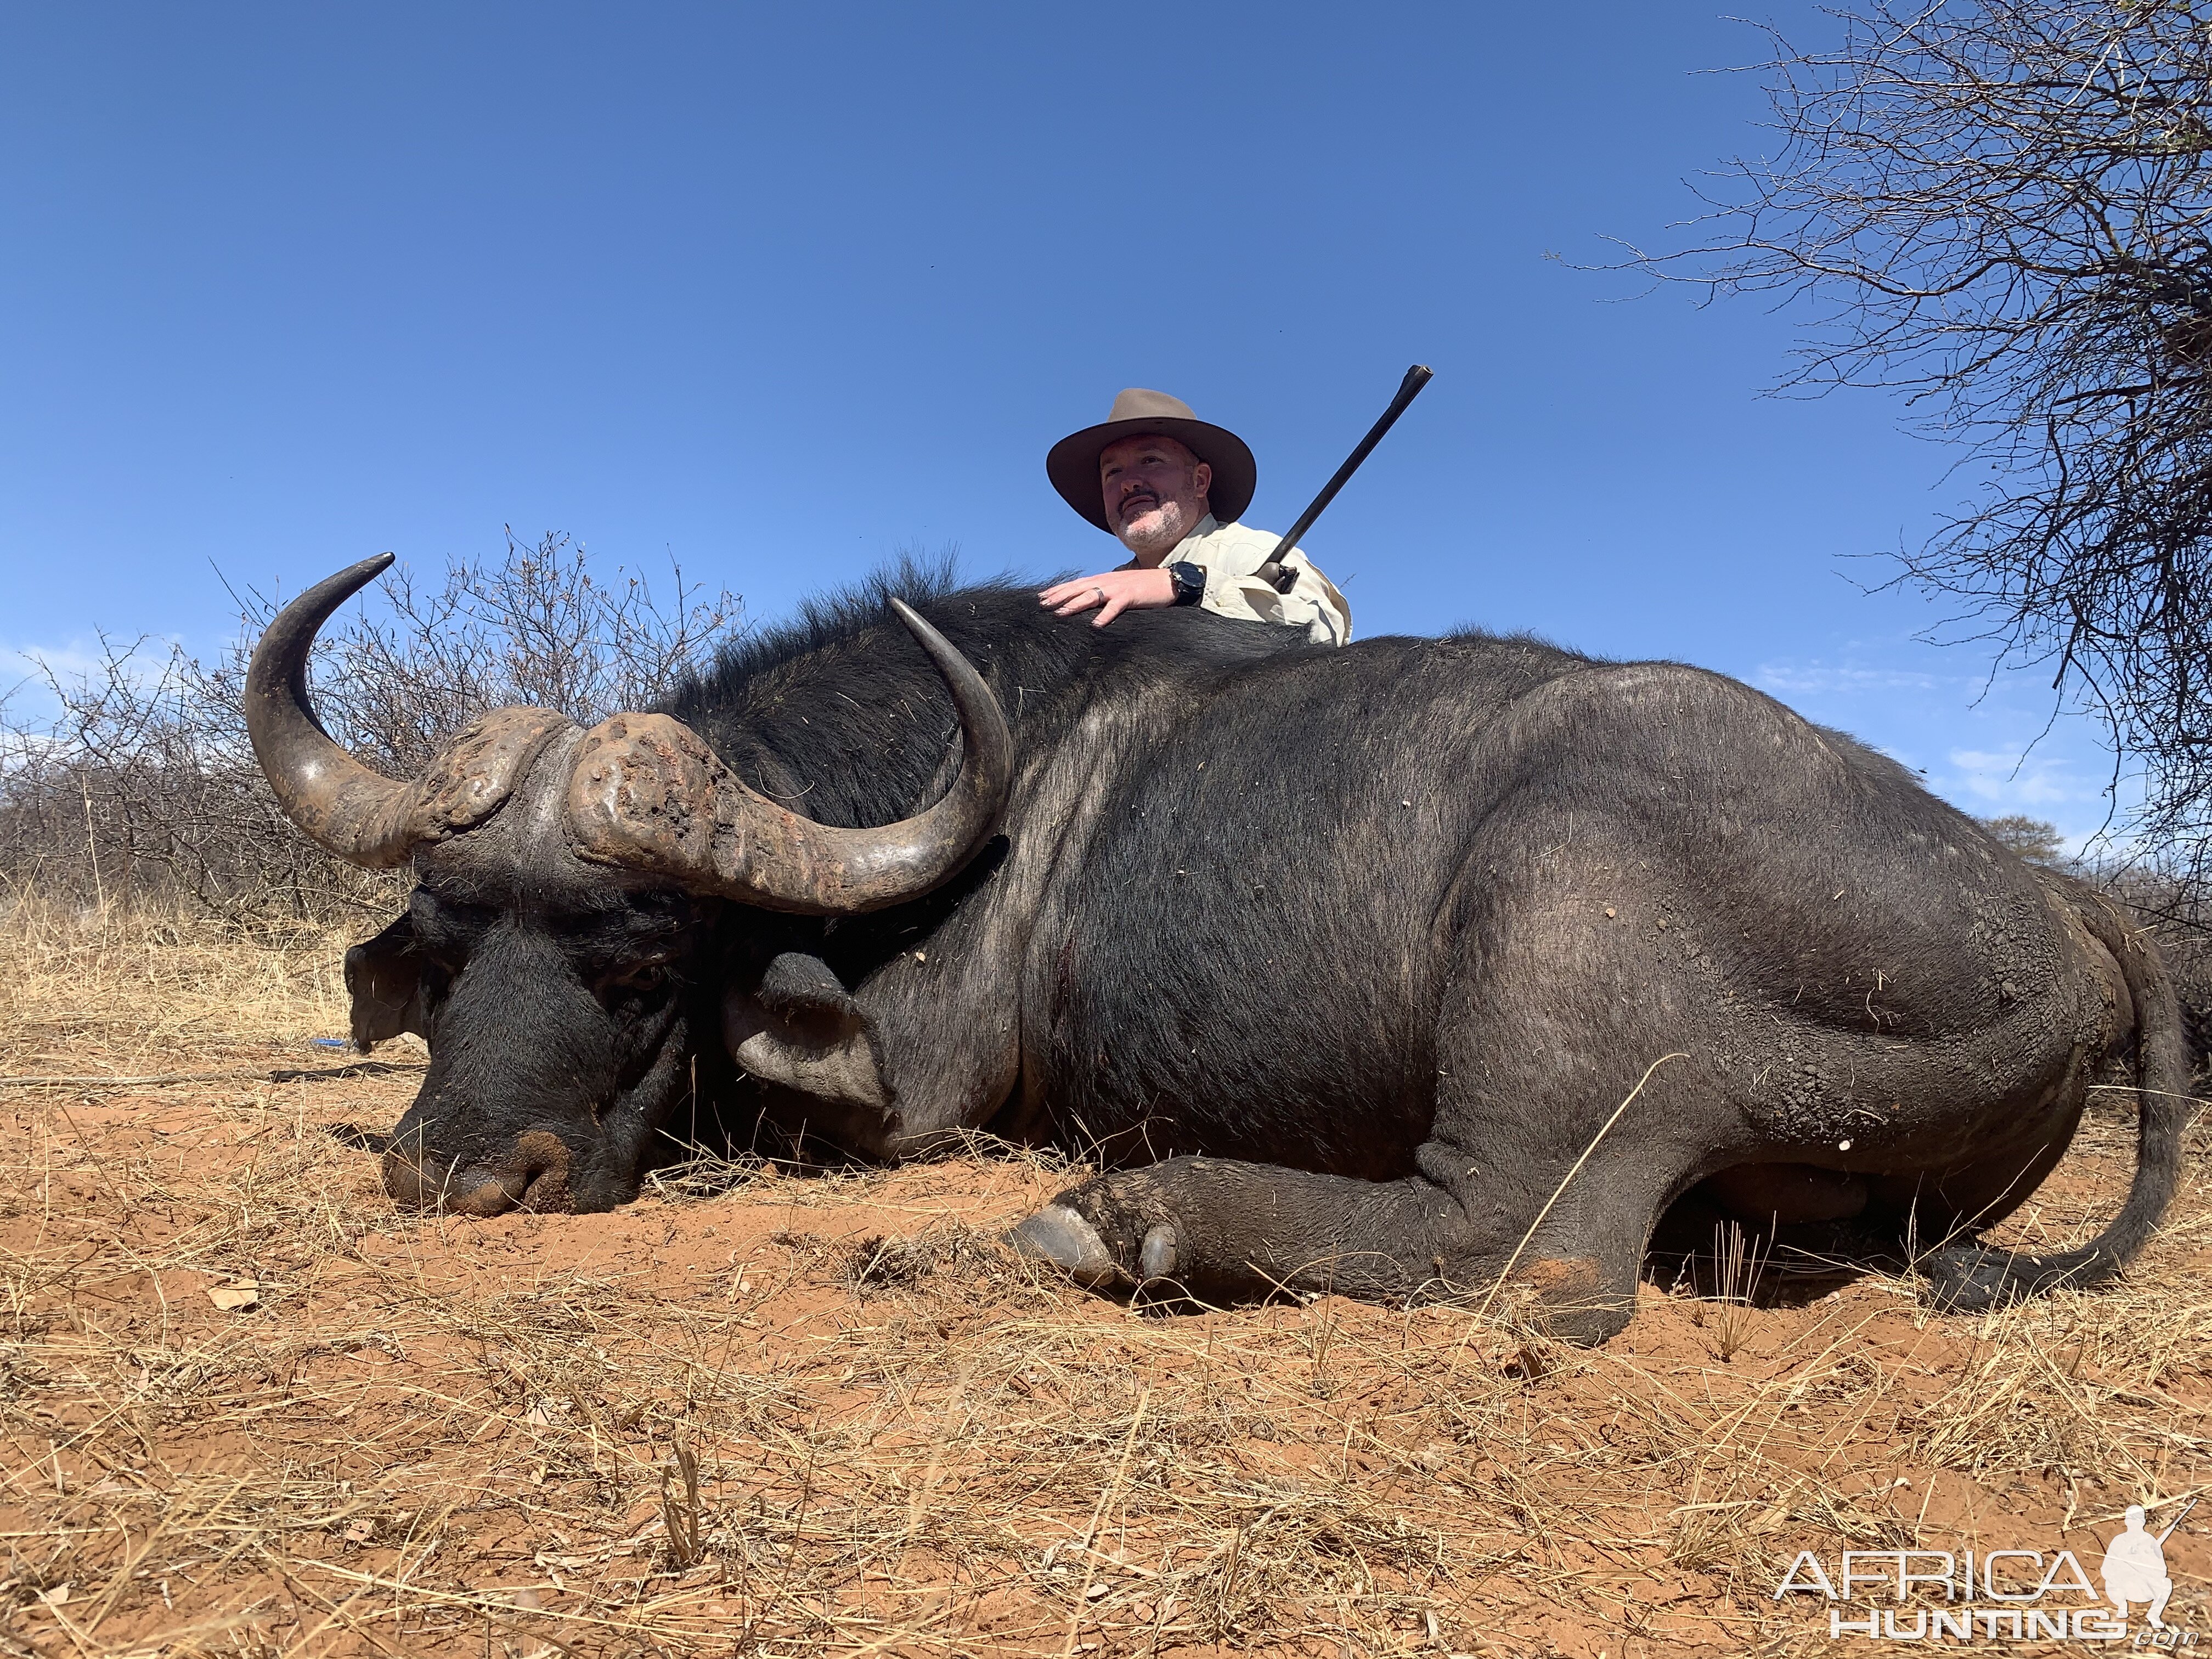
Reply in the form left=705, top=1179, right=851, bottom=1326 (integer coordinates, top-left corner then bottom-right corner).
left=245, top=556, right=571, bottom=866
left=566, top=599, right=1014, bottom=914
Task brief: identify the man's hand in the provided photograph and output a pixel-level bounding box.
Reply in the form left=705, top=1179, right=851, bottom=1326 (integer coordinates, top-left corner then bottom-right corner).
left=1039, top=566, right=1177, bottom=628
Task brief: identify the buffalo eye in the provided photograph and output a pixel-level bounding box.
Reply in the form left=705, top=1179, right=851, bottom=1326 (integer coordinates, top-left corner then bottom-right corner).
left=607, top=962, right=668, bottom=994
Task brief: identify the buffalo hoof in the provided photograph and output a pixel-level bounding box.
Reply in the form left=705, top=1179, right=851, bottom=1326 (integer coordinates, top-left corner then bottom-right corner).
left=1138, top=1222, right=1180, bottom=1282
left=1007, top=1205, right=1122, bottom=1288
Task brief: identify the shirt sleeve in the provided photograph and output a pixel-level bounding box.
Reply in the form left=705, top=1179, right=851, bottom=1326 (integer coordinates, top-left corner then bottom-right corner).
left=1204, top=549, right=1353, bottom=646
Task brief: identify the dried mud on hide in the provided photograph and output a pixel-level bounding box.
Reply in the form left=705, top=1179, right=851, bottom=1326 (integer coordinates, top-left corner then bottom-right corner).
left=0, top=904, right=2208, bottom=1657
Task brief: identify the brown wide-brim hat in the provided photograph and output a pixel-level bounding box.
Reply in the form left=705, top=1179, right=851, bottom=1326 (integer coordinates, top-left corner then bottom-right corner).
left=1046, top=388, right=1257, bottom=533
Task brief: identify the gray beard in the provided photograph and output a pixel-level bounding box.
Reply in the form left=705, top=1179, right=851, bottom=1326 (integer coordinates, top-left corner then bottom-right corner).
left=1117, top=500, right=1191, bottom=561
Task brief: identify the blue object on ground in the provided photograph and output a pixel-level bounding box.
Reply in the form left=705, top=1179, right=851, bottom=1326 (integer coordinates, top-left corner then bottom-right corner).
left=312, top=1038, right=349, bottom=1049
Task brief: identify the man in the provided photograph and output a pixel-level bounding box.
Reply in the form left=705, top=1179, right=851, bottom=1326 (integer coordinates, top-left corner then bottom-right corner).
left=1039, top=388, right=1352, bottom=645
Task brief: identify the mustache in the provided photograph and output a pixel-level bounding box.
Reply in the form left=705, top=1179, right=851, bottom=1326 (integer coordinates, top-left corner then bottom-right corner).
left=1116, top=488, right=1161, bottom=515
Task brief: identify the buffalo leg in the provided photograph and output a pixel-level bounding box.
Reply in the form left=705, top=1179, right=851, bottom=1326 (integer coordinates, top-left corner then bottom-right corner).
left=1010, top=1138, right=1684, bottom=1344
left=1014, top=883, right=1743, bottom=1340
left=1012, top=1156, right=1469, bottom=1302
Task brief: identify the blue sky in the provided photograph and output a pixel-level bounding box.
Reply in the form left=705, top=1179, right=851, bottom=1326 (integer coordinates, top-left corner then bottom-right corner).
left=0, top=4, right=2129, bottom=843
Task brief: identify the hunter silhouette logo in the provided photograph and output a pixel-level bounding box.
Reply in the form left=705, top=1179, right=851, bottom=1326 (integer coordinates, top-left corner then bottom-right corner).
left=2103, top=1499, right=2193, bottom=1633
left=1772, top=1497, right=2198, bottom=1644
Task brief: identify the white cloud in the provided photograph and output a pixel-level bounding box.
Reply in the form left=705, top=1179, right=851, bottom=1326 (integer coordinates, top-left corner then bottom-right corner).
left=1734, top=641, right=2138, bottom=847
left=1754, top=660, right=1946, bottom=696
left=1942, top=747, right=2093, bottom=809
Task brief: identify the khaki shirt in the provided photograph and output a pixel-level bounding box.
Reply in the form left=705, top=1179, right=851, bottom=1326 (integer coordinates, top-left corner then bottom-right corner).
left=1133, top=514, right=1353, bottom=646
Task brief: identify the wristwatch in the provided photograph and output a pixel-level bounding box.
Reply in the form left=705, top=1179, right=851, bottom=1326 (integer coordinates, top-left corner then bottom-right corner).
left=1167, top=561, right=1205, bottom=606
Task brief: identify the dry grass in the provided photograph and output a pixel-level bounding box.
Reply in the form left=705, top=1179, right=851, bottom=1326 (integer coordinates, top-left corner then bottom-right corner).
left=0, top=899, right=2207, bottom=1657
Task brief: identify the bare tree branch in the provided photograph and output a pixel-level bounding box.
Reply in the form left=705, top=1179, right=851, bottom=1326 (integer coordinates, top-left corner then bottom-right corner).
left=1633, top=0, right=2212, bottom=915
left=0, top=535, right=743, bottom=926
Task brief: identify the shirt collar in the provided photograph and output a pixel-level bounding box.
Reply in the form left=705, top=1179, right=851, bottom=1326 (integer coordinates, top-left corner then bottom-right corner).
left=1171, top=513, right=1223, bottom=558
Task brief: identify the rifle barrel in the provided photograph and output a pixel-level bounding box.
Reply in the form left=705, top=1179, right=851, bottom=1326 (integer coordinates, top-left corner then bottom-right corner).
left=1263, top=364, right=1434, bottom=580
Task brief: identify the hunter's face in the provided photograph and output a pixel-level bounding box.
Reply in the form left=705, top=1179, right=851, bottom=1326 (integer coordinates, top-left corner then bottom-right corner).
left=1100, top=435, right=1212, bottom=560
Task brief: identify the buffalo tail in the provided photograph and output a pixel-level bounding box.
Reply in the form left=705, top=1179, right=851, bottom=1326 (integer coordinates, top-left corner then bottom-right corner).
left=1923, top=883, right=2198, bottom=1312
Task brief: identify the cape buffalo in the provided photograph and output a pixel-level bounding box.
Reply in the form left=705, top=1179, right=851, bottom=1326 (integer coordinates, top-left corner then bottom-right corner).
left=246, top=554, right=2193, bottom=1344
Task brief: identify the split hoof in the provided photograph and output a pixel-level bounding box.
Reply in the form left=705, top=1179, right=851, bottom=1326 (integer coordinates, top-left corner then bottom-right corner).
left=1138, top=1222, right=1180, bottom=1282
left=1007, top=1205, right=1122, bottom=1288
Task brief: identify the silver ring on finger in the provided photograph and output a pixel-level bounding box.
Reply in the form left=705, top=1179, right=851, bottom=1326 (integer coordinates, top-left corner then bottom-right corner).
left=1094, top=588, right=1107, bottom=603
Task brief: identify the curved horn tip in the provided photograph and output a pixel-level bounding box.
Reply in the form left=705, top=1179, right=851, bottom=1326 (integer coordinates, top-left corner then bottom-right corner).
left=324, top=551, right=397, bottom=597
left=609, top=591, right=1011, bottom=915
left=246, top=552, right=415, bottom=867
left=268, top=554, right=399, bottom=631
left=887, top=597, right=968, bottom=662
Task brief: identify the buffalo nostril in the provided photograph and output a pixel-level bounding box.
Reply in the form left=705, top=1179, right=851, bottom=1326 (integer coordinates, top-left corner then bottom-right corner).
left=515, top=1167, right=574, bottom=1212
left=511, top=1131, right=576, bottom=1212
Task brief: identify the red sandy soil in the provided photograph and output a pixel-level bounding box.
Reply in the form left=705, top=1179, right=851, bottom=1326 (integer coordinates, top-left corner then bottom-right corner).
left=0, top=1037, right=2205, bottom=1657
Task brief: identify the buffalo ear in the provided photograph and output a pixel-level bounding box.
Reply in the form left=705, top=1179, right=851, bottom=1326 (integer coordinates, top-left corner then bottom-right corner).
left=724, top=951, right=895, bottom=1141
left=343, top=912, right=436, bottom=1052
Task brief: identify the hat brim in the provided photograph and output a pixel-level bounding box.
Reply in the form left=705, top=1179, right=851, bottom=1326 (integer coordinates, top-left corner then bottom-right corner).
left=1046, top=416, right=1256, bottom=533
